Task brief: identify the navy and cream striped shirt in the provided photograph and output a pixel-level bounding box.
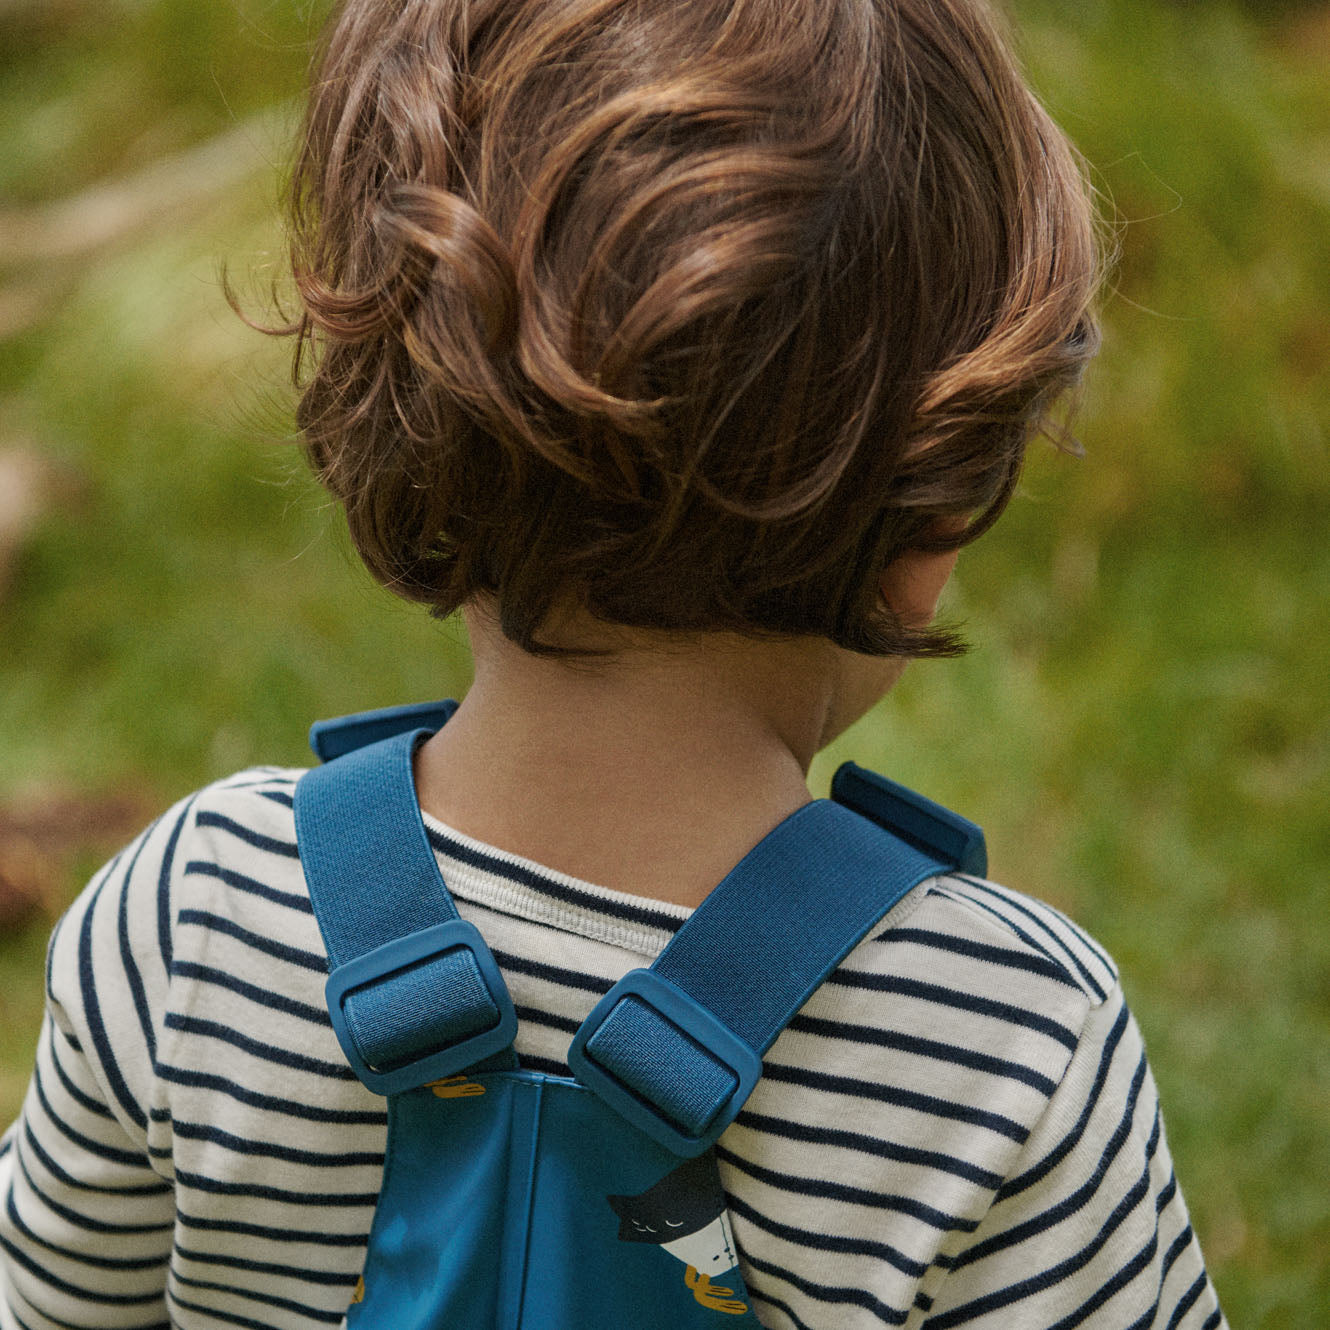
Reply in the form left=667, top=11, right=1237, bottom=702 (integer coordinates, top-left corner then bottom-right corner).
left=0, top=767, right=1225, bottom=1329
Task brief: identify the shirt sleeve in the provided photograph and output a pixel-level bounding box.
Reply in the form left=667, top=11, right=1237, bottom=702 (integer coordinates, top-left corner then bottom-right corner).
left=0, top=802, right=194, bottom=1330
left=920, top=985, right=1227, bottom=1330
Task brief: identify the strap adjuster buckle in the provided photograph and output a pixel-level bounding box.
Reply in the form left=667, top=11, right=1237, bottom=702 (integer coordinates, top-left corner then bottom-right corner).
left=568, top=970, right=762, bottom=1157
left=325, top=920, right=517, bottom=1095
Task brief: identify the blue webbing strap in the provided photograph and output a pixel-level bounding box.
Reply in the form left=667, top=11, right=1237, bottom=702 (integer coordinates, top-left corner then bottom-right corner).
left=569, top=800, right=957, bottom=1155
left=294, top=726, right=518, bottom=1094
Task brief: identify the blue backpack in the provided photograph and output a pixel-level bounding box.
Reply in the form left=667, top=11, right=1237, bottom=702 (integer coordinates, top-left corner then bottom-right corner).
left=293, top=701, right=985, bottom=1328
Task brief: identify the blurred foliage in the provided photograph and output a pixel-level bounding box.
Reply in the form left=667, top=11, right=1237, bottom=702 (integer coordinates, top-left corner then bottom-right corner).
left=1, top=0, right=1327, bottom=1324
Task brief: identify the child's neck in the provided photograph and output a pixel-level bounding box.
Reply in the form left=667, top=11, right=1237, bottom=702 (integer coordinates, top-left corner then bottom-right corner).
left=412, top=607, right=846, bottom=909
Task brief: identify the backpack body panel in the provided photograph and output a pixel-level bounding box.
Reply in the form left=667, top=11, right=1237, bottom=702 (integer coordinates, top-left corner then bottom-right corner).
left=350, top=1070, right=760, bottom=1329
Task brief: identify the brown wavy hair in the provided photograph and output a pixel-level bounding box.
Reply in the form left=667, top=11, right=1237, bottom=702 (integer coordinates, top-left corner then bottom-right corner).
left=286, top=0, right=1101, bottom=655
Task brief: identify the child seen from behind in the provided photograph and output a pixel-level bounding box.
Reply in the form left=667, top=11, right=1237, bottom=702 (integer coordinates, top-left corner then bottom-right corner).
left=0, top=0, right=1227, bottom=1325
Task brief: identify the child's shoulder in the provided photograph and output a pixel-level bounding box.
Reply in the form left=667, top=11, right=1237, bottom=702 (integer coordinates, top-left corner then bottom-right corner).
left=166, top=764, right=316, bottom=921
left=901, top=871, right=1121, bottom=1005
left=174, top=771, right=1124, bottom=1015
left=188, top=764, right=306, bottom=836
left=789, top=868, right=1124, bottom=1116
left=47, top=766, right=318, bottom=994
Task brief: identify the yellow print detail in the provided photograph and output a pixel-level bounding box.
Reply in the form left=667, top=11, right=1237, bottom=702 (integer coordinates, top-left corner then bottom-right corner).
left=685, top=1265, right=749, bottom=1315
left=426, top=1074, right=486, bottom=1098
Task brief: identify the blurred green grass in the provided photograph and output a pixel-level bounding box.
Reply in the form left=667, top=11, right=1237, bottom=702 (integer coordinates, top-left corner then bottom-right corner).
left=1, top=0, right=1327, bottom=1323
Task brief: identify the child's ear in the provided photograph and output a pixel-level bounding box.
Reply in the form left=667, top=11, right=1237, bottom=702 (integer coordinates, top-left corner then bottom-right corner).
left=879, top=546, right=961, bottom=628
left=879, top=518, right=968, bottom=627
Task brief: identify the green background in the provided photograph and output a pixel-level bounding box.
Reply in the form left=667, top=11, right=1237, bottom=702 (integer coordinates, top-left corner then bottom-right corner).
left=1, top=0, right=1327, bottom=1322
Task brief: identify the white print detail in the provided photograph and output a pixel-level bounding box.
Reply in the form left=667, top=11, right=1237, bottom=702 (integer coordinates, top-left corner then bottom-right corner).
left=661, top=1212, right=739, bottom=1278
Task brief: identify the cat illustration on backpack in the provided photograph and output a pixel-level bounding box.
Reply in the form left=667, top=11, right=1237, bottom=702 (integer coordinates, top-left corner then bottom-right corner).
left=607, top=1154, right=750, bottom=1315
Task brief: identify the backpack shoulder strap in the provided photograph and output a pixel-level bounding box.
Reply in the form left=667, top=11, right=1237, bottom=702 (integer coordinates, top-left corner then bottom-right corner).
left=295, top=700, right=987, bottom=1155
left=294, top=706, right=518, bottom=1095
left=308, top=698, right=458, bottom=762
left=568, top=767, right=985, bottom=1156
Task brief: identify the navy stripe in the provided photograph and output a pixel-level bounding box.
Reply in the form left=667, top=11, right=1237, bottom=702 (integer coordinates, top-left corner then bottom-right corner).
left=741, top=1247, right=910, bottom=1326
left=826, top=970, right=1080, bottom=1052
left=21, top=1120, right=169, bottom=1198
left=960, top=877, right=1116, bottom=975
left=168, top=1290, right=314, bottom=1330
left=175, top=1209, right=370, bottom=1246
left=194, top=810, right=300, bottom=858
left=172, top=1167, right=376, bottom=1207
left=490, top=947, right=615, bottom=995
left=716, top=1144, right=976, bottom=1233
left=1166, top=1272, right=1210, bottom=1330
left=734, top=1109, right=1003, bottom=1189
left=786, top=1012, right=1059, bottom=1096
left=183, top=860, right=315, bottom=914
left=1156, top=1170, right=1179, bottom=1215
left=118, top=819, right=161, bottom=1064
left=997, top=1002, right=1132, bottom=1200
left=956, top=1046, right=1149, bottom=1266
left=162, top=1119, right=383, bottom=1168
left=7, top=1291, right=168, bottom=1330
left=0, top=1229, right=164, bottom=1304
left=46, top=904, right=72, bottom=997
left=1045, top=1227, right=1160, bottom=1330
left=216, top=772, right=295, bottom=790
left=875, top=926, right=1081, bottom=990
left=168, top=1271, right=343, bottom=1323
left=929, top=885, right=1063, bottom=967
left=744, top=1284, right=813, bottom=1330
left=1144, top=1105, right=1163, bottom=1161
left=726, top=1191, right=928, bottom=1277
left=157, top=798, right=195, bottom=973
left=5, top=1192, right=167, bottom=1273
left=169, top=961, right=329, bottom=1025
left=175, top=910, right=327, bottom=972
left=518, top=1051, right=573, bottom=1077
left=47, top=1034, right=116, bottom=1120
left=161, top=1015, right=356, bottom=1080
left=951, top=878, right=1113, bottom=1000
left=47, top=862, right=108, bottom=1000
left=1162, top=1224, right=1194, bottom=1280
left=173, top=1243, right=358, bottom=1286
left=431, top=824, right=685, bottom=933
left=259, top=789, right=296, bottom=808
left=33, top=1070, right=149, bottom=1169
left=931, top=884, right=1108, bottom=1003
left=1201, top=1310, right=1222, bottom=1330
left=1125, top=1303, right=1160, bottom=1330
left=513, top=1003, right=581, bottom=1035
left=78, top=864, right=148, bottom=1129
left=926, top=1160, right=1157, bottom=1328
left=761, top=1062, right=1030, bottom=1144
left=14, top=1149, right=172, bottom=1236
left=153, top=1063, right=385, bottom=1125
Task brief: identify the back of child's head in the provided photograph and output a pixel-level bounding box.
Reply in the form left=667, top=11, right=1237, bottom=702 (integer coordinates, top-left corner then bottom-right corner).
left=287, top=0, right=1100, bottom=657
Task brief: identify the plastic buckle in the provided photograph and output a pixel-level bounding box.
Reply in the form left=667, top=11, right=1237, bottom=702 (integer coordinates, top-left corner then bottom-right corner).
left=568, top=970, right=763, bottom=1158
left=325, top=919, right=517, bottom=1096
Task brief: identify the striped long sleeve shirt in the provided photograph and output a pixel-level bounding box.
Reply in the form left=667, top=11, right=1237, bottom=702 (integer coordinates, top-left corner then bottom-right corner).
left=0, top=767, right=1226, bottom=1329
